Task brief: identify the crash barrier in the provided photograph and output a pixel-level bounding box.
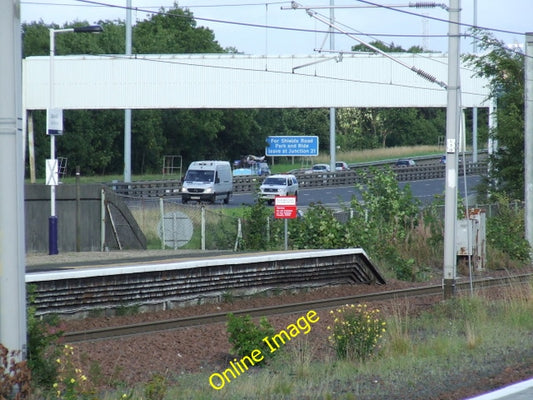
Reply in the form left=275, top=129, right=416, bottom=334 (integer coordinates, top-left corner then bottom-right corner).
left=26, top=248, right=385, bottom=317
left=108, top=161, right=487, bottom=197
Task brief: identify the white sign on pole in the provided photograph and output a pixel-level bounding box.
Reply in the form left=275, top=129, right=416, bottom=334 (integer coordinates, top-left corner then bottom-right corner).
left=46, top=159, right=58, bottom=186
left=47, top=108, right=63, bottom=135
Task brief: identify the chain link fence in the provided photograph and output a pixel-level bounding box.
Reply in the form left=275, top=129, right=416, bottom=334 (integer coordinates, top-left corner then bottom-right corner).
left=121, top=196, right=241, bottom=251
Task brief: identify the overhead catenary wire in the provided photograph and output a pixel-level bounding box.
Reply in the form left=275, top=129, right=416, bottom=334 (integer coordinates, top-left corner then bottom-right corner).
left=291, top=1, right=447, bottom=89
left=57, top=0, right=530, bottom=46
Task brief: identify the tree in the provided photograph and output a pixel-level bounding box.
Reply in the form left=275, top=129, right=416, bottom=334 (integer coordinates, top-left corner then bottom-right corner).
left=464, top=29, right=525, bottom=200
left=351, top=40, right=406, bottom=53
left=133, top=5, right=223, bottom=54
left=22, top=4, right=229, bottom=177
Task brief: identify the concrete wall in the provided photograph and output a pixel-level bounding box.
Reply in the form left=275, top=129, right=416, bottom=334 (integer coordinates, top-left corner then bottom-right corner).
left=25, top=184, right=146, bottom=253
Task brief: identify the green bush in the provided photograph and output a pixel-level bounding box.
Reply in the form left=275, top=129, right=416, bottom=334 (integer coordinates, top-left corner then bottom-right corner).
left=226, top=313, right=276, bottom=363
left=289, top=203, right=344, bottom=249
left=144, top=374, right=168, bottom=400
left=241, top=201, right=284, bottom=250
left=327, top=304, right=387, bottom=361
left=486, top=194, right=531, bottom=264
left=26, top=284, right=64, bottom=389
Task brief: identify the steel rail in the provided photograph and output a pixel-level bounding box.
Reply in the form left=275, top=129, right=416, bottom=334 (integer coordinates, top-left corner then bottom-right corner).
left=64, top=273, right=532, bottom=343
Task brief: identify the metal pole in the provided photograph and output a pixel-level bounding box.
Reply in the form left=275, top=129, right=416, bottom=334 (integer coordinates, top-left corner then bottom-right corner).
left=49, top=28, right=59, bottom=255
left=101, top=188, right=106, bottom=251
left=329, top=0, right=336, bottom=172
left=201, top=206, right=206, bottom=250
left=472, top=0, right=478, bottom=163
left=284, top=219, right=288, bottom=250
left=160, top=197, right=165, bottom=249
left=0, top=0, right=27, bottom=357
left=76, top=166, right=81, bottom=252
left=525, top=32, right=533, bottom=251
left=443, top=0, right=461, bottom=298
left=47, top=25, right=101, bottom=254
left=124, top=0, right=132, bottom=182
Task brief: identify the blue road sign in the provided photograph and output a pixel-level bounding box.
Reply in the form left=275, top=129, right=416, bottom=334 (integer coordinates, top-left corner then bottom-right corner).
left=265, top=136, right=319, bottom=156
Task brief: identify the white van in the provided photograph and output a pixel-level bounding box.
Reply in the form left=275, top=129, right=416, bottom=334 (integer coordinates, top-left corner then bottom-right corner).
left=181, top=161, right=233, bottom=204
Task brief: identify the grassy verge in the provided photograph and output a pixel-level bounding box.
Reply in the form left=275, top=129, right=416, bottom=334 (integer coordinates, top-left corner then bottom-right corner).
left=34, top=145, right=445, bottom=184
left=88, top=281, right=533, bottom=399
left=269, top=145, right=445, bottom=173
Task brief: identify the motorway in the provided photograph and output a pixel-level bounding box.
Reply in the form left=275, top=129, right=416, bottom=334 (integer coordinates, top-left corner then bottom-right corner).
left=229, top=175, right=482, bottom=209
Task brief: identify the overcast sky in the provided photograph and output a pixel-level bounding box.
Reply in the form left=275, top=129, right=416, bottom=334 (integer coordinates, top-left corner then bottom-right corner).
left=21, top=0, right=533, bottom=55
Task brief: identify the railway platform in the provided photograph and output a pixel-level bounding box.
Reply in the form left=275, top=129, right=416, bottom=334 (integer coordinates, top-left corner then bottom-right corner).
left=26, top=249, right=233, bottom=272
left=467, top=378, right=533, bottom=400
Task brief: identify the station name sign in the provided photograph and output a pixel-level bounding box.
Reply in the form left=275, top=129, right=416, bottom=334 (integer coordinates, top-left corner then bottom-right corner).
left=265, top=136, right=319, bottom=156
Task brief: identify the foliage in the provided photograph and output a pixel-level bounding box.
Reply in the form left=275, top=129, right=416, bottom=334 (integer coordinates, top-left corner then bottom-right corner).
left=26, top=285, right=64, bottom=389
left=486, top=194, right=531, bottom=263
left=464, top=29, right=525, bottom=200
left=226, top=313, right=276, bottom=362
left=337, top=107, right=446, bottom=151
left=144, top=374, right=168, bottom=400
left=327, top=304, right=386, bottom=361
left=52, top=345, right=93, bottom=400
left=241, top=200, right=280, bottom=250
left=289, top=203, right=344, bottom=249
left=0, top=345, right=31, bottom=400
left=345, top=167, right=422, bottom=280
left=50, top=344, right=133, bottom=400
left=351, top=40, right=423, bottom=54
left=205, top=209, right=239, bottom=250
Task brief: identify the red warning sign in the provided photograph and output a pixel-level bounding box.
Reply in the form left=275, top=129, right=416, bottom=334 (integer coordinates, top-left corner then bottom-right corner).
left=274, top=196, right=297, bottom=219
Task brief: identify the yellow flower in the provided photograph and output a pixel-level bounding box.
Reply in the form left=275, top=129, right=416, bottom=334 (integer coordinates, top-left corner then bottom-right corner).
left=81, top=375, right=87, bottom=381
left=70, top=378, right=76, bottom=384
left=56, top=358, right=61, bottom=364
left=53, top=383, right=58, bottom=388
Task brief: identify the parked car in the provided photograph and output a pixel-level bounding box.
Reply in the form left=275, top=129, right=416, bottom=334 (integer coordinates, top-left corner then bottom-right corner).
left=395, top=159, right=416, bottom=167
left=259, top=174, right=299, bottom=205
left=335, top=161, right=350, bottom=171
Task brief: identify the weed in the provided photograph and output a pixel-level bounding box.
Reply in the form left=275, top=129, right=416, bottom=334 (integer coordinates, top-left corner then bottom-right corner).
left=115, top=304, right=140, bottom=317
left=221, top=291, right=234, bottom=304
left=87, top=308, right=105, bottom=318
left=26, top=284, right=64, bottom=389
left=226, top=313, right=275, bottom=362
left=328, top=304, right=386, bottom=362
left=144, top=374, right=168, bottom=400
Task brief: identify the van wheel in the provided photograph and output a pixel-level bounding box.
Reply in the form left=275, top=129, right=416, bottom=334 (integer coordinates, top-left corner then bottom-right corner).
left=223, top=194, right=230, bottom=204
left=267, top=199, right=274, bottom=206
left=210, top=195, right=216, bottom=204
left=182, top=197, right=188, bottom=204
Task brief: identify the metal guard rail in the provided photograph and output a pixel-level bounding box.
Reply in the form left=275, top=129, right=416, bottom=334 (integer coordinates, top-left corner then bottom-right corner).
left=107, top=162, right=487, bottom=197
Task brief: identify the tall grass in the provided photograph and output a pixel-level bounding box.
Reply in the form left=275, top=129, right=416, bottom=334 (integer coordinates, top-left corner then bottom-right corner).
left=270, top=145, right=444, bottom=173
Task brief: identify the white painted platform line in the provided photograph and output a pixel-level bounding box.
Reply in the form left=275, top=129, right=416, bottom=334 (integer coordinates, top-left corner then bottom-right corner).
left=465, top=378, right=533, bottom=400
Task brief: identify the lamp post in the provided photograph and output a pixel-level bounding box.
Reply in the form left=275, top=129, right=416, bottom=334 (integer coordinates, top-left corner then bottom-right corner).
left=48, top=25, right=102, bottom=255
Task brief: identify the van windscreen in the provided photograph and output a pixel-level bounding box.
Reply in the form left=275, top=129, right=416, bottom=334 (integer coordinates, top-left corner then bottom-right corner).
left=185, top=170, right=215, bottom=182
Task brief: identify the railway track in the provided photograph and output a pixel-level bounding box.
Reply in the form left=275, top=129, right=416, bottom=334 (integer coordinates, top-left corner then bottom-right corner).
left=64, top=273, right=533, bottom=343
